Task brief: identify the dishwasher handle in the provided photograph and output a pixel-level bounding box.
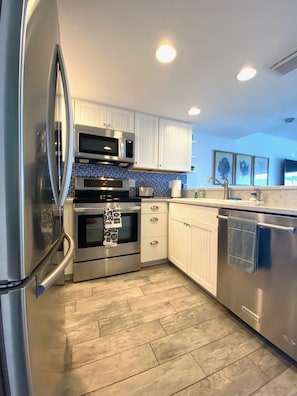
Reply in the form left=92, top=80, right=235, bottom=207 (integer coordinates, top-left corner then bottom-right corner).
left=217, top=214, right=297, bottom=234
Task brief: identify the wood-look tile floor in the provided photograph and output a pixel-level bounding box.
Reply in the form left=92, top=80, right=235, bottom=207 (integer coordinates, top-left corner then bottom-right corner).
left=63, top=263, right=297, bottom=395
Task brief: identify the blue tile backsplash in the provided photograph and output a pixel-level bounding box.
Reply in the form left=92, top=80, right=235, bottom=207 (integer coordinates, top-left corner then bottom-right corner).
left=69, top=163, right=187, bottom=197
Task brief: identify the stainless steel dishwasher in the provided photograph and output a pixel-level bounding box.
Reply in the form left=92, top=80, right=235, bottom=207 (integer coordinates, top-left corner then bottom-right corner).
left=217, top=208, right=297, bottom=362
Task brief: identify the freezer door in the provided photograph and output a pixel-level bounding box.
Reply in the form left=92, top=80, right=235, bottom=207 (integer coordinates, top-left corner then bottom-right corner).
left=0, top=279, right=66, bottom=396
left=0, top=232, right=74, bottom=396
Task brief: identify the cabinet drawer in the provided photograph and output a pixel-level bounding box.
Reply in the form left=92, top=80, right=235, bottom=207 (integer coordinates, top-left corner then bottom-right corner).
left=169, top=203, right=218, bottom=226
left=142, top=202, right=168, bottom=214
left=141, top=213, right=168, bottom=237
left=141, top=236, right=167, bottom=263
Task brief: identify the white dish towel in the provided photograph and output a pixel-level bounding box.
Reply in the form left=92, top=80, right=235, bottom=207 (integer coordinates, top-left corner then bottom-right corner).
left=103, top=207, right=122, bottom=246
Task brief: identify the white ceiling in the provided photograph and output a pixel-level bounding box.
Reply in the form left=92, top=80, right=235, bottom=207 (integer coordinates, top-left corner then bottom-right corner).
left=57, top=0, right=297, bottom=140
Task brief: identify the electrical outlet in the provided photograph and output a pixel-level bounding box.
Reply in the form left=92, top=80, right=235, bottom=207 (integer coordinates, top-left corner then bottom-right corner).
left=129, top=179, right=136, bottom=187
left=169, top=181, right=172, bottom=188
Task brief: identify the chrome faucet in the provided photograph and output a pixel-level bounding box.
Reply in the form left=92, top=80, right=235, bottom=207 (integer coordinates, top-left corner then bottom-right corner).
left=208, top=176, right=229, bottom=199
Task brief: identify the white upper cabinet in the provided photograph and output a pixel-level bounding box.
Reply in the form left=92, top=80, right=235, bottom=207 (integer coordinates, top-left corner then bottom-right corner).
left=74, top=100, right=134, bottom=133
left=134, top=112, right=159, bottom=169
left=74, top=101, right=192, bottom=172
left=133, top=113, right=192, bottom=172
left=159, top=118, right=192, bottom=172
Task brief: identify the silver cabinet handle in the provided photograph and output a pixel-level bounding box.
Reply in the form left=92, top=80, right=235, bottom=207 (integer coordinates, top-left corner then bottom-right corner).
left=150, top=217, right=159, bottom=222
left=150, top=205, right=159, bottom=211
left=37, top=233, right=74, bottom=296
left=150, top=240, right=159, bottom=246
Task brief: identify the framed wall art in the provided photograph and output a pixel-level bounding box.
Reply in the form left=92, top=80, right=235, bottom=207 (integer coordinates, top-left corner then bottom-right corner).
left=253, top=156, right=269, bottom=186
left=235, top=153, right=252, bottom=185
left=213, top=150, right=234, bottom=184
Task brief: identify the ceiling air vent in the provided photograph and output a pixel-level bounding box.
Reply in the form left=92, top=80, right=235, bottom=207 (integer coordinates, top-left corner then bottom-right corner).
left=270, top=50, right=297, bottom=76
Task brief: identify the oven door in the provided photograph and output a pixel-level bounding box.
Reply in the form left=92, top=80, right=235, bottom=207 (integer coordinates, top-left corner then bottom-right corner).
left=73, top=204, right=140, bottom=262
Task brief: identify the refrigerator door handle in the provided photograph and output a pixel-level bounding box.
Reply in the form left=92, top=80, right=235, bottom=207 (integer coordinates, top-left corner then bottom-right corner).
left=47, top=45, right=60, bottom=206
left=37, top=233, right=74, bottom=296
left=46, top=44, right=74, bottom=208
left=56, top=44, right=74, bottom=207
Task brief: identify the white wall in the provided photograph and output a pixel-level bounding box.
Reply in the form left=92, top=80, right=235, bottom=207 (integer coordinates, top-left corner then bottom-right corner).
left=187, top=131, right=297, bottom=188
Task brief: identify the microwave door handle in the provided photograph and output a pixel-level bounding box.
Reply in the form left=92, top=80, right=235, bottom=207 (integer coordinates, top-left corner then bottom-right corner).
left=56, top=45, right=74, bottom=207
left=37, top=233, right=74, bottom=296
left=46, top=46, right=59, bottom=206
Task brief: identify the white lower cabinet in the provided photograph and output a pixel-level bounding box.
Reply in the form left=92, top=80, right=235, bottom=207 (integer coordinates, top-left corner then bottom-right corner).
left=141, top=202, right=168, bottom=264
left=168, top=203, right=218, bottom=296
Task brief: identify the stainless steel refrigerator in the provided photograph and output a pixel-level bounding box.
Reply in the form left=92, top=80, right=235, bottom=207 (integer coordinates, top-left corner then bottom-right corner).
left=0, top=0, right=74, bottom=395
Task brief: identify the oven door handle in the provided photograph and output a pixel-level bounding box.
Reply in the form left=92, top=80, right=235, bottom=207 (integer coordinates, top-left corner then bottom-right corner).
left=73, top=206, right=141, bottom=214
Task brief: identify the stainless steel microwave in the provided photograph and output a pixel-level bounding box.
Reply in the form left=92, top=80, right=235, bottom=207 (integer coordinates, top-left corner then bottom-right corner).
left=74, top=124, right=135, bottom=167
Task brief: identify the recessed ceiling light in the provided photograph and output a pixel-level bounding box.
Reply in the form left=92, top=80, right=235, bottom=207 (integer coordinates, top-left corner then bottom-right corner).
left=156, top=44, right=176, bottom=63
left=188, top=107, right=201, bottom=116
left=237, top=65, right=257, bottom=81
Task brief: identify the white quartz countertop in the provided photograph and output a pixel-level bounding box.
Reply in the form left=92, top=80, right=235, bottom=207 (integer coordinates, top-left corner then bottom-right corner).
left=141, top=197, right=297, bottom=216
left=68, top=196, right=297, bottom=216
left=170, top=198, right=297, bottom=216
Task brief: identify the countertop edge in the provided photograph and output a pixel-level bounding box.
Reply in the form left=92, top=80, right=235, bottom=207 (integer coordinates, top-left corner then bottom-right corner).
left=68, top=196, right=297, bottom=216
left=140, top=198, right=171, bottom=202
left=169, top=198, right=297, bottom=216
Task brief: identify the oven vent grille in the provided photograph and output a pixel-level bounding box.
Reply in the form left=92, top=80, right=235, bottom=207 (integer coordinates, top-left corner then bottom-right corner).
left=270, top=50, right=297, bottom=76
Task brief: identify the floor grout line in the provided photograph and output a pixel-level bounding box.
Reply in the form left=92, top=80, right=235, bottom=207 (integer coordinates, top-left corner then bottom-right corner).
left=64, top=263, right=297, bottom=395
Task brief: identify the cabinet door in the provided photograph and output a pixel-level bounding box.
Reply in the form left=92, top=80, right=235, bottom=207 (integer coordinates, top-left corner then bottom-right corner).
left=159, top=119, right=192, bottom=172
left=74, top=100, right=134, bottom=133
left=189, top=221, right=218, bottom=296
left=168, top=215, right=190, bottom=272
left=108, top=107, right=134, bottom=133
left=74, top=100, right=107, bottom=128
left=134, top=112, right=159, bottom=169
left=169, top=203, right=218, bottom=296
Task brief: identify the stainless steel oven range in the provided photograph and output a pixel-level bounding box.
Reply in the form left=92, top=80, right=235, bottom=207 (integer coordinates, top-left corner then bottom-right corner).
left=73, top=177, right=141, bottom=282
